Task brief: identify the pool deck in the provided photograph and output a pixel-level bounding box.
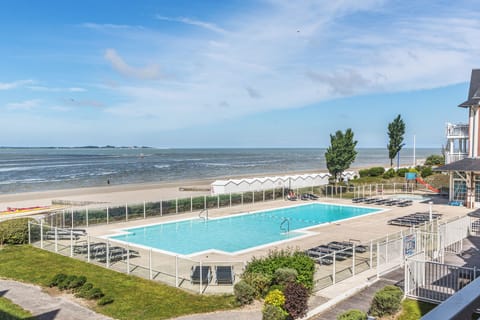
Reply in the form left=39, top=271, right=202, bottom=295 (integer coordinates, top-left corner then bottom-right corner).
left=85, top=194, right=470, bottom=264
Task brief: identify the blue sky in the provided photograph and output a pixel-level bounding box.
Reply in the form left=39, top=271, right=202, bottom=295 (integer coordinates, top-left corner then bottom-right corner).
left=0, top=0, right=478, bottom=148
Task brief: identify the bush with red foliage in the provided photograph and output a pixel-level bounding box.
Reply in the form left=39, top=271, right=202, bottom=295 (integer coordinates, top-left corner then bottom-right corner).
left=283, top=282, right=309, bottom=319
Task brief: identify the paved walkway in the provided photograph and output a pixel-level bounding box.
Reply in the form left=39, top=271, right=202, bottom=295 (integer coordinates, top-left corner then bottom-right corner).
left=172, top=309, right=262, bottom=320
left=0, top=279, right=112, bottom=320
left=311, top=269, right=405, bottom=319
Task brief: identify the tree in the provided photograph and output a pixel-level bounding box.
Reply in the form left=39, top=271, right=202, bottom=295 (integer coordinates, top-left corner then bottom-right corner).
left=387, top=115, right=406, bottom=167
left=325, top=128, right=358, bottom=182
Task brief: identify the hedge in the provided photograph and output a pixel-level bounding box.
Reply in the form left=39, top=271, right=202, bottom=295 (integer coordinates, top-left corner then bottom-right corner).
left=0, top=218, right=33, bottom=245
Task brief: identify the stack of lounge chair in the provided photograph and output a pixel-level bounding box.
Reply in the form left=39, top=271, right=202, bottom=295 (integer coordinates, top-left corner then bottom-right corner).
left=351, top=197, right=413, bottom=207
left=45, top=228, right=87, bottom=240
left=72, top=241, right=139, bottom=262
left=305, top=241, right=368, bottom=265
left=388, top=212, right=442, bottom=227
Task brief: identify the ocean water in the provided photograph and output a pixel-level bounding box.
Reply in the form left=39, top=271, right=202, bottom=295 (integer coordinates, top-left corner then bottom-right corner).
left=0, top=147, right=439, bottom=194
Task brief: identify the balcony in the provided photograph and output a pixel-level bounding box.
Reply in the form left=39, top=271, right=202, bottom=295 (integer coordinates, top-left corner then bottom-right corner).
left=446, top=123, right=469, bottom=138
left=445, top=152, right=469, bottom=164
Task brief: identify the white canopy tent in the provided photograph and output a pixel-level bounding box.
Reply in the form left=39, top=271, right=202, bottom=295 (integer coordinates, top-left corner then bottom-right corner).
left=211, top=172, right=331, bottom=195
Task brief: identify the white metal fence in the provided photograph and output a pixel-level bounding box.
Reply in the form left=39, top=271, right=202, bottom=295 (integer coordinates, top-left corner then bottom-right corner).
left=40, top=183, right=431, bottom=230
left=405, top=215, right=480, bottom=303
left=28, top=221, right=244, bottom=294
left=29, top=182, right=442, bottom=294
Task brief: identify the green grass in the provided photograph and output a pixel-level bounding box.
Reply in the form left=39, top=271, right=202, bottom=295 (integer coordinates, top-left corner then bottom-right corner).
left=0, top=245, right=236, bottom=320
left=0, top=296, right=32, bottom=320
left=396, top=298, right=436, bottom=320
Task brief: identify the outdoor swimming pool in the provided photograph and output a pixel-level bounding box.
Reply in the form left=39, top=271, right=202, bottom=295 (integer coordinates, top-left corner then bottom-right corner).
left=108, top=203, right=382, bottom=255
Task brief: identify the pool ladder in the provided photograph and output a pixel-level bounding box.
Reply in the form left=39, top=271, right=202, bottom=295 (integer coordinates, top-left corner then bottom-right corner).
left=199, top=209, right=209, bottom=221
left=280, top=218, right=290, bottom=234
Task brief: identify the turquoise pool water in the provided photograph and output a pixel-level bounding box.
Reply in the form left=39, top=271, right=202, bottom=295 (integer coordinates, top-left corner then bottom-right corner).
left=109, top=203, right=381, bottom=255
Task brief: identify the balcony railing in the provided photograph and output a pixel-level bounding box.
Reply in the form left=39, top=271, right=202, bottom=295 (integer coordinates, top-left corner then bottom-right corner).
left=446, top=123, right=469, bottom=138
left=445, top=152, right=468, bottom=164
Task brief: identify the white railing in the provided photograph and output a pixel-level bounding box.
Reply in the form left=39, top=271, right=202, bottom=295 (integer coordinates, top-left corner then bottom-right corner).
left=446, top=123, right=469, bottom=138
left=28, top=221, right=244, bottom=294
left=445, top=152, right=468, bottom=164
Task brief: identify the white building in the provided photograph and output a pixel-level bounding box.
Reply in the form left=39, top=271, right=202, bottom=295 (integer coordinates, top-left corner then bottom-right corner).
left=211, top=173, right=331, bottom=195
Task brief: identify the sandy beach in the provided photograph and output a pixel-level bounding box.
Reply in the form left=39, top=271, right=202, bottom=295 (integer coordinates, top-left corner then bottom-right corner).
left=0, top=164, right=391, bottom=213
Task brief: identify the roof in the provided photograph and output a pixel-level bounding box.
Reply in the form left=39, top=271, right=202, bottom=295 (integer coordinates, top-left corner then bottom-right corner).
left=459, top=69, right=480, bottom=108
left=434, top=157, right=480, bottom=172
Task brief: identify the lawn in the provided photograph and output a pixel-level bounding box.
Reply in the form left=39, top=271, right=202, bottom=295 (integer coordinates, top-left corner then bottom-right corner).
left=0, top=245, right=236, bottom=320
left=396, top=298, right=436, bottom=320
left=0, top=296, right=32, bottom=320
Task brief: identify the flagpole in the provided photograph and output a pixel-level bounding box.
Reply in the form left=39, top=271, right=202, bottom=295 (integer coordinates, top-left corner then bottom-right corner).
left=413, top=135, right=416, bottom=167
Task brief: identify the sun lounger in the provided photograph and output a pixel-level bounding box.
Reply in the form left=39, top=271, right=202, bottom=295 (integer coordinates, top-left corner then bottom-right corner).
left=329, top=241, right=367, bottom=253
left=364, top=198, right=379, bottom=204
left=385, top=200, right=401, bottom=206
left=45, top=231, right=80, bottom=240
left=374, top=199, right=389, bottom=205
left=307, top=193, right=319, bottom=200
left=191, top=266, right=212, bottom=284
left=313, top=245, right=351, bottom=259
left=397, top=200, right=413, bottom=207
left=301, top=194, right=310, bottom=201
left=315, top=256, right=333, bottom=265
left=215, top=266, right=234, bottom=285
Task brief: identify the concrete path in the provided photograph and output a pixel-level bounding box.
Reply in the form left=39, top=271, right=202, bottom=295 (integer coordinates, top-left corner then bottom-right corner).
left=0, top=279, right=112, bottom=320
left=310, top=269, right=405, bottom=319
left=172, top=309, right=262, bottom=320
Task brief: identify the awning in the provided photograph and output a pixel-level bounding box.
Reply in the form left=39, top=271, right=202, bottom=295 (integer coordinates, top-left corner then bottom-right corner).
left=435, top=158, right=480, bottom=172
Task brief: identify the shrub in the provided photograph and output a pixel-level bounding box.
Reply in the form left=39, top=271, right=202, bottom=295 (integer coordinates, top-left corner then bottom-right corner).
left=382, top=168, right=396, bottom=179
left=273, top=268, right=297, bottom=286
left=48, top=273, right=68, bottom=287
left=75, top=282, right=93, bottom=298
left=358, top=169, right=369, bottom=178
left=84, top=287, right=104, bottom=300
left=337, top=309, right=367, bottom=320
left=359, top=167, right=385, bottom=178
left=283, top=282, right=309, bottom=319
left=264, top=289, right=285, bottom=308
left=368, top=167, right=385, bottom=177
left=234, top=280, right=256, bottom=305
left=397, top=168, right=409, bottom=178
left=369, top=285, right=403, bottom=317
left=68, top=275, right=87, bottom=290
left=268, top=284, right=285, bottom=293
left=58, top=275, right=78, bottom=290
left=0, top=218, right=33, bottom=245
left=262, top=304, right=288, bottom=320
left=244, top=249, right=315, bottom=290
left=243, top=272, right=272, bottom=298
left=97, top=295, right=114, bottom=306
left=425, top=154, right=444, bottom=166
left=420, top=166, right=433, bottom=178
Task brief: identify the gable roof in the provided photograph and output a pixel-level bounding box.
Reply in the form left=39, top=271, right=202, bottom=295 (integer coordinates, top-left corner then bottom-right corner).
left=459, top=69, right=480, bottom=108
left=434, top=157, right=480, bottom=172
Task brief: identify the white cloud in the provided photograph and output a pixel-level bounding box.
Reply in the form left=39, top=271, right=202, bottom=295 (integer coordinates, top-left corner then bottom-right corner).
left=28, top=86, right=86, bottom=92
left=81, top=22, right=145, bottom=31
left=97, top=1, right=480, bottom=130
left=0, top=80, right=34, bottom=90
left=104, top=48, right=160, bottom=80
left=155, top=15, right=228, bottom=34
left=6, top=99, right=41, bottom=111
